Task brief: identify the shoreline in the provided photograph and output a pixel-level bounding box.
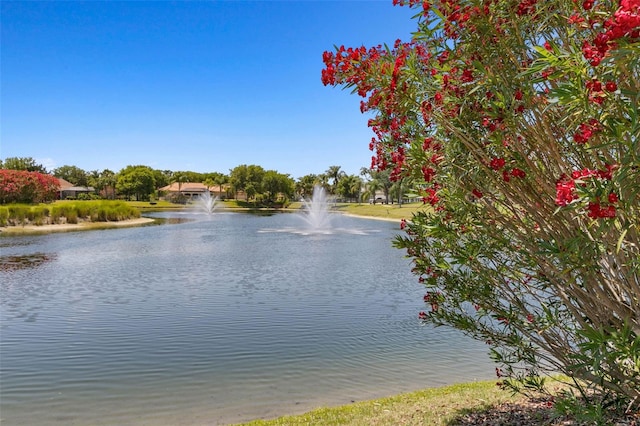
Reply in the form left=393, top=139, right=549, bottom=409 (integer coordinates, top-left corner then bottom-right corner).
left=340, top=212, right=401, bottom=223
left=0, top=209, right=402, bottom=236
left=0, top=217, right=156, bottom=235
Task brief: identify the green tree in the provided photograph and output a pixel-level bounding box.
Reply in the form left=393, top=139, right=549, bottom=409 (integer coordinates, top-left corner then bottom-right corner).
left=97, top=169, right=117, bottom=200
left=152, top=169, right=170, bottom=189
left=390, top=175, right=415, bottom=206
left=361, top=168, right=392, bottom=203
left=229, top=165, right=249, bottom=199
left=202, top=177, right=215, bottom=192
left=53, top=165, right=89, bottom=187
left=360, top=167, right=381, bottom=203
left=296, top=174, right=321, bottom=199
left=262, top=170, right=294, bottom=202
left=116, top=165, right=156, bottom=201
left=336, top=174, right=362, bottom=202
left=171, top=172, right=187, bottom=194
left=211, top=172, right=229, bottom=199
left=182, top=171, right=205, bottom=183
left=229, top=164, right=265, bottom=200
left=1, top=157, right=48, bottom=173
left=245, top=182, right=257, bottom=202
left=324, top=165, right=345, bottom=194
left=324, top=0, right=639, bottom=407
left=87, top=170, right=100, bottom=187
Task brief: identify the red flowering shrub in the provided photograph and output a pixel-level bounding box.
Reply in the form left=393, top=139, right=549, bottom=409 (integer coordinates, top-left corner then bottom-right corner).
left=0, top=169, right=60, bottom=204
left=324, top=0, right=639, bottom=408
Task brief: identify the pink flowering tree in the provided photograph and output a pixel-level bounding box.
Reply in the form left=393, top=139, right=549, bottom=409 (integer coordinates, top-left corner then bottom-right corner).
left=0, top=169, right=60, bottom=204
left=323, top=0, right=639, bottom=407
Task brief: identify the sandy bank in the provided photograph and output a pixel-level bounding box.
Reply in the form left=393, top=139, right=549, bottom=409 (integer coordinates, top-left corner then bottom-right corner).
left=340, top=212, right=402, bottom=223
left=0, top=217, right=156, bottom=235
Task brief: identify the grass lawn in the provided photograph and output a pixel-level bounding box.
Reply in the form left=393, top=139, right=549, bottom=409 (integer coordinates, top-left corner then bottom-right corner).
left=333, top=202, right=429, bottom=221
left=236, top=380, right=535, bottom=426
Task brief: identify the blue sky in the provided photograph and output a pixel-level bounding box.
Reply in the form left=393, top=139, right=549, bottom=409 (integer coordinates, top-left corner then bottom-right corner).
left=1, top=1, right=417, bottom=179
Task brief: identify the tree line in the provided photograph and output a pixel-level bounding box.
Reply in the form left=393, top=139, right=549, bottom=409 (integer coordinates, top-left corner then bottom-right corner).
left=0, top=156, right=418, bottom=204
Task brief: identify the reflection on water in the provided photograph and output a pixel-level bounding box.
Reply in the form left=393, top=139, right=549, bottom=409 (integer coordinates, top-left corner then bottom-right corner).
left=0, top=212, right=495, bottom=425
left=0, top=252, right=56, bottom=272
left=0, top=237, right=35, bottom=248
left=151, top=216, right=194, bottom=225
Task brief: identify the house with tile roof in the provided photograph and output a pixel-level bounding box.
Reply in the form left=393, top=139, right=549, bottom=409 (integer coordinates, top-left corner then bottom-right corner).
left=159, top=182, right=235, bottom=200
left=57, top=178, right=95, bottom=200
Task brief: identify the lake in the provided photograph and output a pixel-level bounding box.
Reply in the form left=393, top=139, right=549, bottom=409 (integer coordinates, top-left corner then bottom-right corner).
left=0, top=211, right=494, bottom=425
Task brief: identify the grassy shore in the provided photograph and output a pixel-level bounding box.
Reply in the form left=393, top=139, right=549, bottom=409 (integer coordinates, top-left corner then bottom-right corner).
left=234, top=380, right=552, bottom=426
left=280, top=200, right=427, bottom=221
left=333, top=201, right=428, bottom=221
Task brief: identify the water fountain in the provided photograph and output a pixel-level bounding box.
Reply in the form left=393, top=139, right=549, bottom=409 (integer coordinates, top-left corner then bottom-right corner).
left=258, top=185, right=374, bottom=235
left=196, top=191, right=218, bottom=215
left=299, top=185, right=333, bottom=233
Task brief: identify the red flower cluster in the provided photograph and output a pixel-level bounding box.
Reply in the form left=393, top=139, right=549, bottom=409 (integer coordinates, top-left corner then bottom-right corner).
left=422, top=166, right=436, bottom=182
left=555, top=174, right=578, bottom=206
left=510, top=168, right=526, bottom=179
left=573, top=119, right=602, bottom=144
left=489, top=157, right=506, bottom=171
left=423, top=186, right=439, bottom=206
left=500, top=167, right=526, bottom=182
left=0, top=169, right=60, bottom=204
left=587, top=202, right=617, bottom=218
left=572, top=164, right=617, bottom=180
left=580, top=0, right=640, bottom=66
left=556, top=164, right=619, bottom=217
left=517, top=0, right=538, bottom=16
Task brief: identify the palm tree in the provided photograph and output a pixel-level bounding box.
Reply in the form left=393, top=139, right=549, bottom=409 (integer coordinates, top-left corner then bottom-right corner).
left=203, top=177, right=215, bottom=195
left=361, top=167, right=389, bottom=203
left=363, top=178, right=382, bottom=204
left=336, top=174, right=363, bottom=202
left=172, top=172, right=186, bottom=194
left=99, top=169, right=117, bottom=199
left=296, top=174, right=319, bottom=199
left=213, top=173, right=228, bottom=199
left=325, top=165, right=345, bottom=194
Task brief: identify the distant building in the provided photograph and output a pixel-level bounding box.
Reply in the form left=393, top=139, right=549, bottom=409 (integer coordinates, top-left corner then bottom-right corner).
left=159, top=182, right=234, bottom=200
left=57, top=178, right=95, bottom=200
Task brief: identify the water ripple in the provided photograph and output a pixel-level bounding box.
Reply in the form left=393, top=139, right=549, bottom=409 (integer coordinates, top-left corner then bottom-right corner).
left=0, top=213, right=494, bottom=425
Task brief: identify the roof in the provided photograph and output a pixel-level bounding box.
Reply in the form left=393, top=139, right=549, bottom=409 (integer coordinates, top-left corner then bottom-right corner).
left=63, top=186, right=95, bottom=192
left=56, top=178, right=93, bottom=192
left=57, top=178, right=75, bottom=190
left=160, top=182, right=211, bottom=192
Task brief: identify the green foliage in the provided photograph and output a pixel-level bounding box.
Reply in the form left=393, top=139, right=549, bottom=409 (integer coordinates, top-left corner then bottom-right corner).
left=1, top=157, right=47, bottom=173
left=116, top=165, right=156, bottom=201
left=167, top=192, right=189, bottom=204
left=53, top=165, right=88, bottom=186
left=1, top=201, right=140, bottom=226
left=0, top=207, right=8, bottom=226
left=324, top=0, right=640, bottom=412
left=336, top=174, right=363, bottom=201
left=262, top=170, right=295, bottom=202
left=296, top=174, right=321, bottom=199
left=229, top=164, right=273, bottom=200
left=553, top=388, right=631, bottom=426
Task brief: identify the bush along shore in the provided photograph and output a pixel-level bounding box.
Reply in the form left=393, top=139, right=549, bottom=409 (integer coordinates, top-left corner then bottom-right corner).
left=0, top=200, right=141, bottom=227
